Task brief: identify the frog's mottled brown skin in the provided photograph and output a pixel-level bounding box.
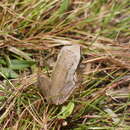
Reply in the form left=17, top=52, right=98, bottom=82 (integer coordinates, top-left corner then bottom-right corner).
left=38, top=44, right=81, bottom=105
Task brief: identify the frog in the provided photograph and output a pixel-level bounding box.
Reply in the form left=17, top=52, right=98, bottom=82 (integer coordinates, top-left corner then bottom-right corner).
left=38, top=44, right=81, bottom=105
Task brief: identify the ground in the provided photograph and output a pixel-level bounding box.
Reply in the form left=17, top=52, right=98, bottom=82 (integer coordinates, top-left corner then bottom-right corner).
left=0, top=0, right=130, bottom=129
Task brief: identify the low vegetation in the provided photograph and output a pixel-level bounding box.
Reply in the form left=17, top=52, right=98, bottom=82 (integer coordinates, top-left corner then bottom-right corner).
left=0, top=0, right=130, bottom=129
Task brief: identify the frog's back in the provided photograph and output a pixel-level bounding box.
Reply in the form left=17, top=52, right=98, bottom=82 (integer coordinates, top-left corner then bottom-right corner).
left=50, top=44, right=80, bottom=105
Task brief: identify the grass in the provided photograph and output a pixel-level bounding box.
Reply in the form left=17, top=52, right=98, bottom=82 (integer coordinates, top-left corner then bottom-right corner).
left=0, top=0, right=130, bottom=129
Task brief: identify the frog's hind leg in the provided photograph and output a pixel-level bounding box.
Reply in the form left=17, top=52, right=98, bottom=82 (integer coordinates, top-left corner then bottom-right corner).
left=38, top=74, right=52, bottom=104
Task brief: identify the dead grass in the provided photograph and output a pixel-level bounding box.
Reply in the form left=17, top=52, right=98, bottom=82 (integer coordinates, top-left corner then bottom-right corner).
left=0, top=0, right=130, bottom=129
